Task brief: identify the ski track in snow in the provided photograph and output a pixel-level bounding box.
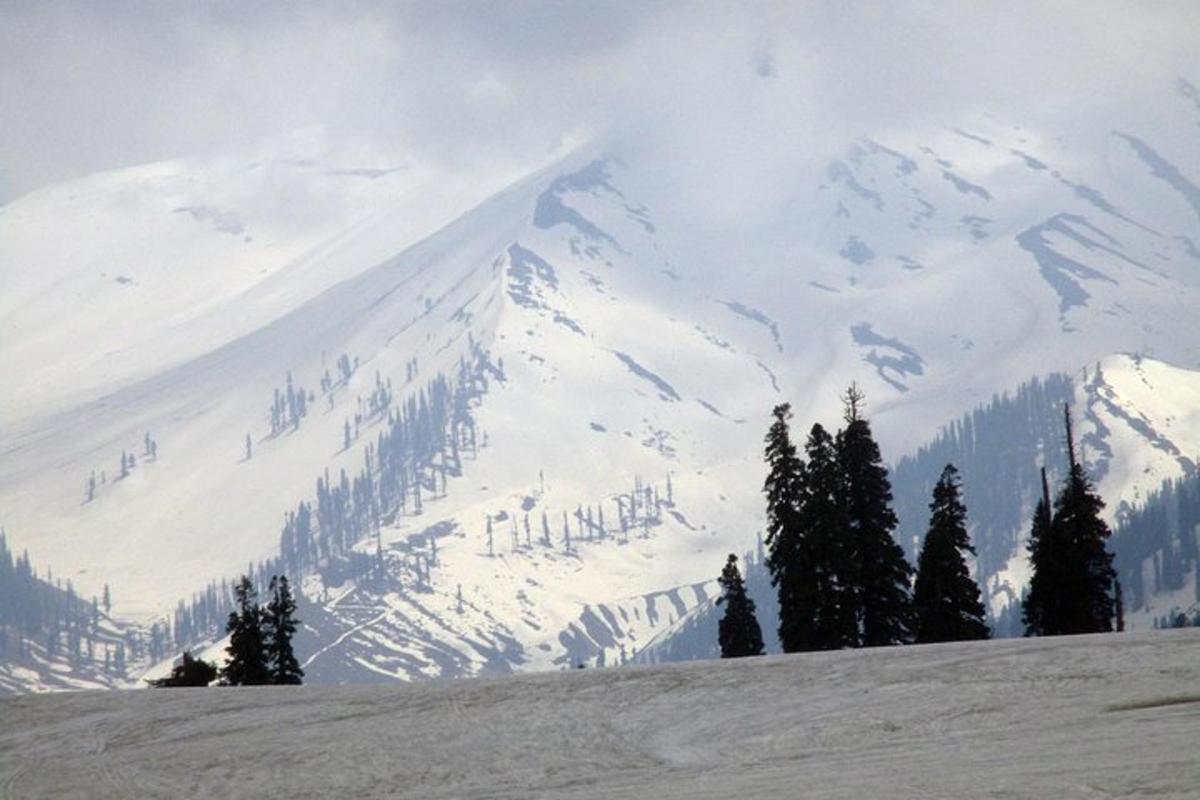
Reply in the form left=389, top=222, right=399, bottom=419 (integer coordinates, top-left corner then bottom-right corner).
left=302, top=608, right=393, bottom=670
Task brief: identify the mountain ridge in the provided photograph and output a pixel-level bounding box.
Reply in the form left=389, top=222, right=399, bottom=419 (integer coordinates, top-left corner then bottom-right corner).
left=2, top=86, right=1199, bottom=689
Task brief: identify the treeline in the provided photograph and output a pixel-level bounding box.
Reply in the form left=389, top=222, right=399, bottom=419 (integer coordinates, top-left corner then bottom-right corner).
left=891, top=374, right=1073, bottom=585
left=164, top=338, right=500, bottom=654
left=150, top=575, right=302, bottom=687
left=279, top=348, right=491, bottom=580
left=147, top=559, right=295, bottom=667
left=0, top=531, right=127, bottom=676
left=1153, top=608, right=1200, bottom=629
left=1111, top=469, right=1200, bottom=613
left=717, top=387, right=1120, bottom=658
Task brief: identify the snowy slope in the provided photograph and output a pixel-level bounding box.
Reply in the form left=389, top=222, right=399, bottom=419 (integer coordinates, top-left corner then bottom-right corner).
left=2, top=630, right=1199, bottom=798
left=971, top=354, right=1200, bottom=626
left=1080, top=355, right=1200, bottom=507
left=0, top=618, right=134, bottom=695
left=0, top=132, right=547, bottom=423
left=0, top=631, right=133, bottom=696
left=2, top=81, right=1200, bottom=686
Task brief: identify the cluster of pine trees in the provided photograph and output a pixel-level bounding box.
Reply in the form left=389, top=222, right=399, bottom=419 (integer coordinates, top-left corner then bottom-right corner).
left=269, top=371, right=312, bottom=435
left=1153, top=608, right=1200, bottom=629
left=84, top=430, right=160, bottom=502
left=161, top=340, right=500, bottom=655
left=319, top=352, right=359, bottom=397
left=1111, top=468, right=1200, bottom=613
left=720, top=388, right=1123, bottom=659
left=280, top=352, right=490, bottom=582
left=0, top=531, right=126, bottom=676
left=151, top=575, right=302, bottom=687
left=891, top=374, right=1074, bottom=581
left=85, top=432, right=162, bottom=502
left=754, top=387, right=986, bottom=654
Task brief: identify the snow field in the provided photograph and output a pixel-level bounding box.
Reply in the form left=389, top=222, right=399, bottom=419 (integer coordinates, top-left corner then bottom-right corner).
left=1, top=629, right=1198, bottom=798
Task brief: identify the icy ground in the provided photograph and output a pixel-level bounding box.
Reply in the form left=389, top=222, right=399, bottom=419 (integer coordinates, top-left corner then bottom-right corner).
left=2, top=630, right=1198, bottom=799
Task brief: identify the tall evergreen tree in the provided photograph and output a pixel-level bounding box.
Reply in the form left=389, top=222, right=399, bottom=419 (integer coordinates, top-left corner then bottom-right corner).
left=264, top=575, right=304, bottom=685
left=1022, top=468, right=1056, bottom=636
left=1054, top=406, right=1118, bottom=633
left=762, top=403, right=808, bottom=652
left=799, top=423, right=857, bottom=650
left=912, top=465, right=990, bottom=643
left=221, top=576, right=269, bottom=686
left=717, top=554, right=765, bottom=658
left=1024, top=406, right=1119, bottom=636
left=837, top=385, right=913, bottom=646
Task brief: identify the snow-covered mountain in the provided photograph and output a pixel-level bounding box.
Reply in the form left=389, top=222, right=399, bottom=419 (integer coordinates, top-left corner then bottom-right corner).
left=2, top=80, right=1199, bottom=690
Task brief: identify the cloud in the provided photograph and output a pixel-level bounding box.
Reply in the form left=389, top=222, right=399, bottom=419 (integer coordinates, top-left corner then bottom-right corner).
left=0, top=0, right=1197, bottom=202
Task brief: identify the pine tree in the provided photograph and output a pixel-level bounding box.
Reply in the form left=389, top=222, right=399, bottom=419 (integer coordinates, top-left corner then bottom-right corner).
left=221, top=576, right=269, bottom=686
left=717, top=554, right=764, bottom=658
left=1054, top=405, right=1117, bottom=634
left=801, top=423, right=858, bottom=650
left=264, top=575, right=303, bottom=685
left=1024, top=407, right=1118, bottom=636
left=1062, top=405, right=1118, bottom=633
left=763, top=403, right=808, bottom=652
left=912, top=464, right=989, bottom=643
left=838, top=385, right=913, bottom=646
left=1022, top=468, right=1056, bottom=636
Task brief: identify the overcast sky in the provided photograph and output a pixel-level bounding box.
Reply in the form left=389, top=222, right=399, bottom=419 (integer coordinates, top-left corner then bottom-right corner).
left=1, top=1, right=1197, bottom=203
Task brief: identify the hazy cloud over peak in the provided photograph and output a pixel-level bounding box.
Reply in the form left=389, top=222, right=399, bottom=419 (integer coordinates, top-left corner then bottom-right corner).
left=1, top=1, right=1197, bottom=202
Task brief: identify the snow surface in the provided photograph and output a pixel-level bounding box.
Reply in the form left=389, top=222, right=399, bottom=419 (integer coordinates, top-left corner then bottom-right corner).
left=2, top=630, right=1199, bottom=798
